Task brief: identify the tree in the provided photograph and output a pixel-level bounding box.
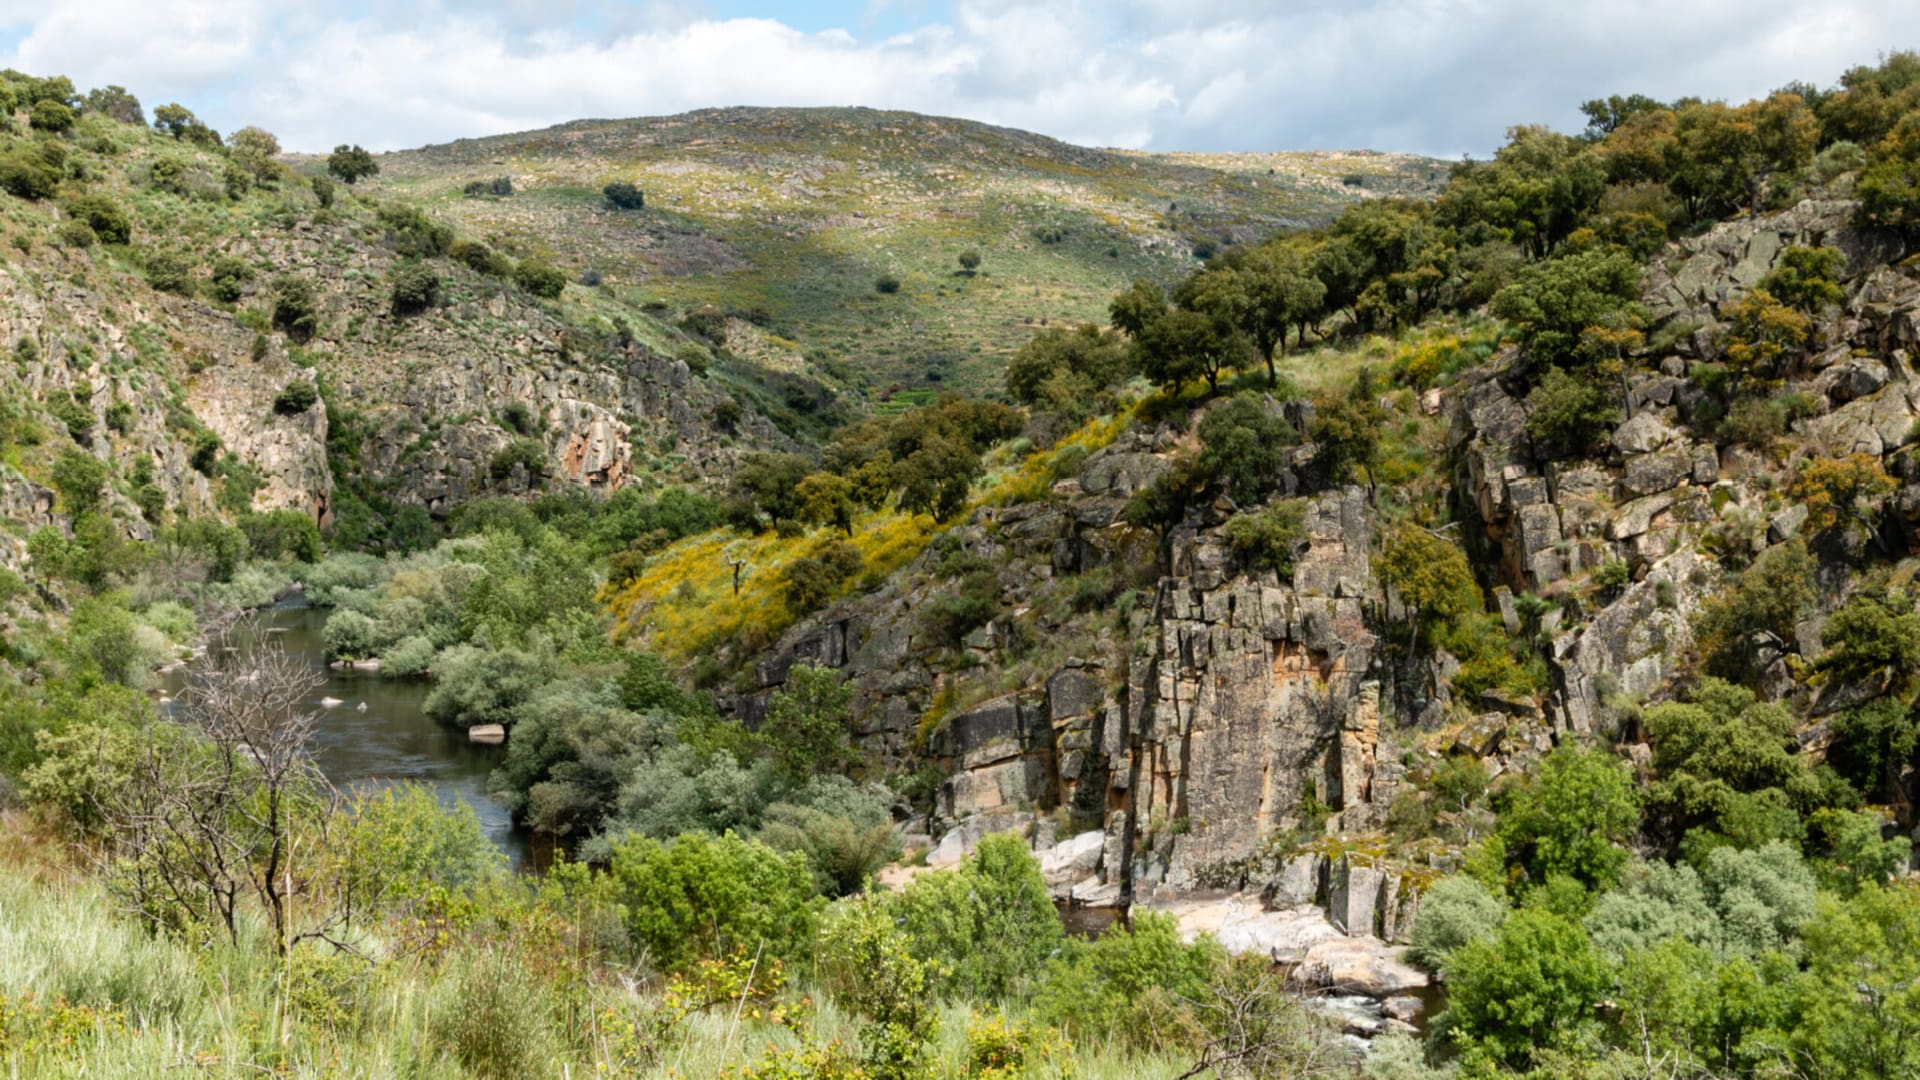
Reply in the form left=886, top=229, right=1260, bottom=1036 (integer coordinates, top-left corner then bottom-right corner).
left=1439, top=125, right=1607, bottom=258
left=1442, top=907, right=1612, bottom=1070
left=1760, top=245, right=1846, bottom=311
left=513, top=259, right=566, bottom=299
left=1694, top=538, right=1817, bottom=683
left=29, top=99, right=75, bottom=133
left=228, top=126, right=283, bottom=184
left=1108, top=278, right=1168, bottom=338
left=1860, top=110, right=1920, bottom=230
left=327, top=144, right=379, bottom=185
left=1003, top=324, right=1132, bottom=411
left=270, top=274, right=320, bottom=340
left=893, top=833, right=1062, bottom=1000
left=817, top=892, right=941, bottom=1079
left=389, top=261, right=442, bottom=314
left=1136, top=307, right=1245, bottom=394
left=84, top=84, right=144, bottom=125
left=1718, top=288, right=1810, bottom=383
left=1490, top=246, right=1645, bottom=377
left=47, top=456, right=110, bottom=542
left=1196, top=393, right=1297, bottom=505
left=152, top=103, right=199, bottom=139
left=1642, top=678, right=1816, bottom=851
left=64, top=194, right=131, bottom=246
left=607, top=831, right=820, bottom=971
left=603, top=181, right=645, bottom=209
left=1581, top=93, right=1666, bottom=138
left=273, top=379, right=319, bottom=416
left=794, top=472, right=857, bottom=536
left=1497, top=744, right=1641, bottom=891
left=957, top=249, right=981, bottom=273
left=1309, top=369, right=1387, bottom=489
left=1788, top=453, right=1895, bottom=536
left=1411, top=874, right=1508, bottom=972
left=1524, top=365, right=1619, bottom=458
left=761, top=665, right=855, bottom=781
left=1377, top=524, right=1479, bottom=646
left=96, top=618, right=338, bottom=954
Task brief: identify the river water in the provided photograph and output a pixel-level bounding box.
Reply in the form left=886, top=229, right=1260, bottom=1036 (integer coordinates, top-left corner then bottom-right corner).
left=164, top=600, right=531, bottom=868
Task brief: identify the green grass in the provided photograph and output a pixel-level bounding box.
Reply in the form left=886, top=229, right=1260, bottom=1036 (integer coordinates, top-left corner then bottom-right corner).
left=0, top=838, right=1192, bottom=1079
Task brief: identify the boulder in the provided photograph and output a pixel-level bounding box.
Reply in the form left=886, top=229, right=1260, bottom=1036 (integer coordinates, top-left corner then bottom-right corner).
left=468, top=724, right=505, bottom=745
left=1294, top=936, right=1430, bottom=997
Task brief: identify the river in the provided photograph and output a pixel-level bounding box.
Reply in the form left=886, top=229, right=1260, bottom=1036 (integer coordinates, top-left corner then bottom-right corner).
left=163, top=599, right=532, bottom=869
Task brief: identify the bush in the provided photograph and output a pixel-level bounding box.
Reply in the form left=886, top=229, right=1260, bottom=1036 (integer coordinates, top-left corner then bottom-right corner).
left=209, top=256, right=254, bottom=303
left=1030, top=912, right=1220, bottom=1041
left=608, top=831, right=820, bottom=971
left=270, top=275, right=320, bottom=340
left=143, top=250, right=192, bottom=295
left=1524, top=365, right=1618, bottom=457
left=920, top=569, right=998, bottom=645
left=29, top=99, right=74, bottom=133
left=958, top=249, right=981, bottom=272
left=422, top=643, right=553, bottom=730
left=241, top=508, right=322, bottom=561
left=1441, top=908, right=1610, bottom=1070
left=875, top=274, right=902, bottom=295
left=54, top=219, right=95, bottom=248
left=327, top=144, right=378, bottom=185
left=1410, top=875, right=1507, bottom=972
left=49, top=449, right=108, bottom=515
left=463, top=176, right=512, bottom=198
left=389, top=261, right=441, bottom=314
left=781, top=542, right=863, bottom=616
left=1224, top=499, right=1307, bottom=576
left=273, top=380, right=318, bottom=415
left=64, top=195, right=131, bottom=245
left=0, top=149, right=60, bottom=199
left=309, top=173, right=334, bottom=208
left=603, top=181, right=644, bottom=210
left=488, top=437, right=546, bottom=482
left=893, top=833, right=1063, bottom=1000
left=513, top=259, right=566, bottom=299
left=432, top=948, right=561, bottom=1078
left=450, top=239, right=510, bottom=276
left=322, top=608, right=383, bottom=660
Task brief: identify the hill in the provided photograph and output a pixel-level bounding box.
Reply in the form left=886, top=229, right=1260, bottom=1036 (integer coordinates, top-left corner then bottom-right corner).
left=370, top=106, right=1444, bottom=401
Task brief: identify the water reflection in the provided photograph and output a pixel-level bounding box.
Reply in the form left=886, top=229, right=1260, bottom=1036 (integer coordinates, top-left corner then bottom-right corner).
left=162, top=599, right=531, bottom=869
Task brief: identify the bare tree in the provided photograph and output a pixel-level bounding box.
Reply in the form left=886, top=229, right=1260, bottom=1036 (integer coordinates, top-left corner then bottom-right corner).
left=1173, top=956, right=1350, bottom=1080
left=100, top=615, right=345, bottom=954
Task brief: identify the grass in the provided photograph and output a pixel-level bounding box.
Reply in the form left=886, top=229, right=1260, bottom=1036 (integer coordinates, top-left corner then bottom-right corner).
left=0, top=818, right=1194, bottom=1079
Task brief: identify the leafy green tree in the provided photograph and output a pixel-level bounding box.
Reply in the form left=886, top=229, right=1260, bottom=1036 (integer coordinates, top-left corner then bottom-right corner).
left=270, top=274, right=320, bottom=340
left=957, top=249, right=981, bottom=272
left=49, top=448, right=108, bottom=515
left=1490, top=246, right=1644, bottom=376
left=84, top=84, right=144, bottom=124
left=1497, top=744, right=1641, bottom=891
left=608, top=830, right=820, bottom=971
left=1108, top=278, right=1168, bottom=338
left=893, top=833, right=1063, bottom=1000
left=1441, top=907, right=1612, bottom=1070
left=64, top=195, right=130, bottom=245
left=816, top=892, right=941, bottom=1079
left=0, top=147, right=61, bottom=200
left=1788, top=453, right=1896, bottom=537
left=1642, top=678, right=1817, bottom=851
left=794, top=472, right=857, bottom=536
left=1677, top=92, right=1821, bottom=218
left=1411, top=874, right=1508, bottom=972
left=1196, top=394, right=1297, bottom=505
left=1581, top=93, right=1667, bottom=138
left=388, top=261, right=442, bottom=314
left=1030, top=912, right=1222, bottom=1041
left=1694, top=538, right=1816, bottom=683
left=29, top=98, right=74, bottom=133
left=1791, top=882, right=1920, bottom=1077
left=1136, top=306, right=1247, bottom=395
left=1440, top=125, right=1607, bottom=258
left=1524, top=365, right=1619, bottom=458
left=1308, top=369, right=1386, bottom=488
left=152, top=102, right=198, bottom=139
left=327, top=144, right=379, bottom=185
left=760, top=665, right=855, bottom=782
left=1377, top=524, right=1480, bottom=645
left=1760, top=245, right=1846, bottom=311
left=1003, top=324, right=1132, bottom=408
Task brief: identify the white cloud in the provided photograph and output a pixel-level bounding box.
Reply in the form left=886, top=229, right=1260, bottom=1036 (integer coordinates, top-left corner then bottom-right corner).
left=1, top=1, right=1917, bottom=155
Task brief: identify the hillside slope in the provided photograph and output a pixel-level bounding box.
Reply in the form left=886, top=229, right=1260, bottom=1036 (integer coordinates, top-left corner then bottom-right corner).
left=371, top=107, right=1443, bottom=399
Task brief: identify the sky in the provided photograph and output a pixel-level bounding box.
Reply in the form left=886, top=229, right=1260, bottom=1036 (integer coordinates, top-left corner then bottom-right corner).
left=1, top=1, right=1918, bottom=157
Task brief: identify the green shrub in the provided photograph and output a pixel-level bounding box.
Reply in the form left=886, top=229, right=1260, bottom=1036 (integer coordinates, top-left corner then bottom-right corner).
left=54, top=219, right=95, bottom=248
left=273, top=380, right=318, bottom=415
left=1441, top=907, right=1611, bottom=1070
left=1224, top=499, right=1308, bottom=576
left=488, top=437, right=546, bottom=482
left=451, top=239, right=510, bottom=276
left=781, top=542, right=863, bottom=616
left=608, top=831, right=820, bottom=971
left=920, top=569, right=999, bottom=645
left=431, top=948, right=560, bottom=1078
left=603, top=181, right=644, bottom=210
left=893, top=833, right=1063, bottom=1000
left=875, top=274, right=902, bottom=295
left=241, top=508, right=322, bottom=561
left=28, top=99, right=74, bottom=133
left=1030, top=911, right=1219, bottom=1040
left=64, top=195, right=131, bottom=245
left=1410, top=875, right=1508, bottom=971
left=422, top=643, right=552, bottom=729
left=270, top=275, right=320, bottom=340
left=309, top=173, right=334, bottom=208
left=143, top=250, right=192, bottom=295
left=1524, top=366, right=1619, bottom=457
left=327, top=144, right=378, bottom=185
left=389, top=261, right=441, bottom=314
left=209, top=256, right=254, bottom=303
left=49, top=448, right=108, bottom=515
left=376, top=203, right=453, bottom=258
left=513, top=259, right=566, bottom=299
left=463, top=176, right=513, bottom=198
left=0, top=149, right=60, bottom=199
